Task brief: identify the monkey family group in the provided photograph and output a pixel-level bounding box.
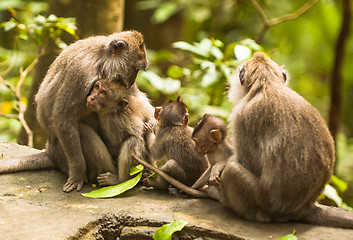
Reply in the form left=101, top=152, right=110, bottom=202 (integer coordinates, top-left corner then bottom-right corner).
left=1, top=31, right=352, bottom=228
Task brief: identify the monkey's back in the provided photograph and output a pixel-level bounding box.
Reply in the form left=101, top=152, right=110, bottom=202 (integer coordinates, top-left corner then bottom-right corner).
left=157, top=126, right=208, bottom=185
left=233, top=81, right=335, bottom=218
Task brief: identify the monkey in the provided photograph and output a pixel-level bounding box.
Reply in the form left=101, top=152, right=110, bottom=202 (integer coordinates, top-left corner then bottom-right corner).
left=0, top=31, right=149, bottom=192
left=142, top=98, right=208, bottom=190
left=85, top=78, right=155, bottom=186
left=134, top=52, right=353, bottom=229
left=191, top=114, right=232, bottom=189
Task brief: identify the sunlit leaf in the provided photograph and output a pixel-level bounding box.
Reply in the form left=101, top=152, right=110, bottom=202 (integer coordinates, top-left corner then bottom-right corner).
left=3, top=21, right=17, bottom=32
left=153, top=220, right=188, bottom=240
left=153, top=2, right=178, bottom=23
left=130, top=164, right=144, bottom=175
left=277, top=230, right=297, bottom=240
left=234, top=45, right=251, bottom=61
left=173, top=41, right=209, bottom=58
left=82, top=172, right=142, bottom=198
left=331, top=175, right=348, bottom=193
left=167, top=65, right=184, bottom=79
left=323, top=184, right=343, bottom=207
left=82, top=165, right=144, bottom=198
left=0, top=101, right=13, bottom=114
left=141, top=71, right=180, bottom=94
left=241, top=38, right=263, bottom=51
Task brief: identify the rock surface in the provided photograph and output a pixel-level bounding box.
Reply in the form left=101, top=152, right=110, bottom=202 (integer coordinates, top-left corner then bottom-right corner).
left=1, top=141, right=353, bottom=240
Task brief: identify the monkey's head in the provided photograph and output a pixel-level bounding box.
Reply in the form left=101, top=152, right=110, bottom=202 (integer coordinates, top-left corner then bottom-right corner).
left=154, top=97, right=189, bottom=127
left=86, top=78, right=129, bottom=114
left=99, top=31, right=149, bottom=89
left=192, top=114, right=227, bottom=155
left=238, top=52, right=288, bottom=88
left=229, top=52, right=288, bottom=104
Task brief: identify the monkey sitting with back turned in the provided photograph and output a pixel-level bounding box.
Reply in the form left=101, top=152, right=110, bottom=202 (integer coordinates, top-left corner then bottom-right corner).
left=135, top=52, right=353, bottom=229
left=142, top=98, right=208, bottom=190
left=86, top=78, right=155, bottom=186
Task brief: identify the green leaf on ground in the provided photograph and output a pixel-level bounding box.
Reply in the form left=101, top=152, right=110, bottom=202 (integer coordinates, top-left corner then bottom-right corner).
left=277, top=230, right=298, bottom=240
left=153, top=220, right=188, bottom=240
left=82, top=165, right=144, bottom=199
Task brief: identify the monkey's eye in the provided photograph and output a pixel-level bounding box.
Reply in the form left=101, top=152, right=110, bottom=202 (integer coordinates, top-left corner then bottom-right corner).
left=101, top=91, right=106, bottom=95
left=95, top=84, right=100, bottom=90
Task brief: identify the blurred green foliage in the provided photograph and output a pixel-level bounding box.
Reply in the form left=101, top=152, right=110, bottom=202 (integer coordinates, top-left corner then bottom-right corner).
left=0, top=1, right=77, bottom=143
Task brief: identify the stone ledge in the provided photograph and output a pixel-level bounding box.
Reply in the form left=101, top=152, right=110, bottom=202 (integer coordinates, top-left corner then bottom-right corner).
left=1, top=141, right=352, bottom=240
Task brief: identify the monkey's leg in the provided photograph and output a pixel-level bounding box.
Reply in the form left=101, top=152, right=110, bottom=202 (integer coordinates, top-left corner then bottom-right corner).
left=145, top=159, right=188, bottom=190
left=52, top=121, right=87, bottom=192
left=79, top=123, right=117, bottom=183
left=116, top=135, right=147, bottom=183
left=220, top=158, right=267, bottom=221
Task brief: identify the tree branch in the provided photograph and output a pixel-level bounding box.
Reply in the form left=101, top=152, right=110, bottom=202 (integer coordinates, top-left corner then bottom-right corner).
left=329, top=0, right=352, bottom=150
left=250, top=0, right=320, bottom=43
left=0, top=55, right=42, bottom=148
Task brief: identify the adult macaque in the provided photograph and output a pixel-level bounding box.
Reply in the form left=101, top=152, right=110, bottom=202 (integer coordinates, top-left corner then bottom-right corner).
left=86, top=78, right=155, bottom=186
left=135, top=52, right=353, bottom=228
left=143, top=98, right=208, bottom=190
left=0, top=31, right=148, bottom=192
left=191, top=114, right=232, bottom=189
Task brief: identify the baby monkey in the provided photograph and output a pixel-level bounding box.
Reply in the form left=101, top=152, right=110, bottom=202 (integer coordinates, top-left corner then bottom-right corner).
left=143, top=98, right=208, bottom=190
left=86, top=78, right=154, bottom=186
left=191, top=114, right=232, bottom=189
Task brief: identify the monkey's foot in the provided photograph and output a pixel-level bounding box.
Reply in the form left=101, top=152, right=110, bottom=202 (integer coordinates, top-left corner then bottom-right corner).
left=143, top=177, right=158, bottom=188
left=63, top=177, right=85, bottom=192
left=97, top=172, right=119, bottom=186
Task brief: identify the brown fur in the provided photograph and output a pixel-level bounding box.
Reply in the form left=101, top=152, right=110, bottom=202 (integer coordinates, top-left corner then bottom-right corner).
left=144, top=98, right=208, bottom=189
left=191, top=114, right=232, bottom=188
left=0, top=31, right=148, bottom=192
left=86, top=78, right=155, bottom=186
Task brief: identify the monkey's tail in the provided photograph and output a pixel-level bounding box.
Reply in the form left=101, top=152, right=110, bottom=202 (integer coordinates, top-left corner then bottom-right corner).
left=0, top=152, right=55, bottom=173
left=132, top=154, right=209, bottom=198
left=299, top=202, right=353, bottom=229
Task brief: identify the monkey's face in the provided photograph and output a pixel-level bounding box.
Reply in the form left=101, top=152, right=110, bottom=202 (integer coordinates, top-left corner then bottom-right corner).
left=86, top=79, right=128, bottom=114
left=192, top=129, right=222, bottom=155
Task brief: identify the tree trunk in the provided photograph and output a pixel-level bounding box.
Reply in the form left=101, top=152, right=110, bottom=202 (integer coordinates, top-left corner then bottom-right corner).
left=19, top=0, right=125, bottom=148
left=328, top=0, right=352, bottom=147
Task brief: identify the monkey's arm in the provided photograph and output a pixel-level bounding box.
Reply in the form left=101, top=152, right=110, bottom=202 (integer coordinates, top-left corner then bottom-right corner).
left=209, top=161, right=227, bottom=185
left=150, top=135, right=166, bottom=160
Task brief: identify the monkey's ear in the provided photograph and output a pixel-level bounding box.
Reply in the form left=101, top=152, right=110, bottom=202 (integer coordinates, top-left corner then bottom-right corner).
left=183, top=113, right=189, bottom=126
left=109, top=40, right=127, bottom=55
left=154, top=107, right=162, bottom=120
left=239, top=66, right=245, bottom=85
left=210, top=129, right=222, bottom=143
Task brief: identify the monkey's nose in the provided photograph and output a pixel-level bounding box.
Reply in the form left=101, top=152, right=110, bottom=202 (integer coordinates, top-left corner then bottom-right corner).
left=109, top=40, right=127, bottom=55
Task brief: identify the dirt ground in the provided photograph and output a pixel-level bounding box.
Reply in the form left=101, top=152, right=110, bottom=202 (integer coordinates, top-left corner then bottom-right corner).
left=1, top=141, right=353, bottom=240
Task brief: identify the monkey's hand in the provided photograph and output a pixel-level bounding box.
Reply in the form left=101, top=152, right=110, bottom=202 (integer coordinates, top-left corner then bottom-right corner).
left=143, top=122, right=154, bottom=134
left=97, top=172, right=119, bottom=186
left=63, top=175, right=87, bottom=192
left=208, top=176, right=221, bottom=186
